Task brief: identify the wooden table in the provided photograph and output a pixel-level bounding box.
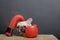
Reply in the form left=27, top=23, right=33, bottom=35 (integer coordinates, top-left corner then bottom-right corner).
left=0, top=34, right=58, bottom=40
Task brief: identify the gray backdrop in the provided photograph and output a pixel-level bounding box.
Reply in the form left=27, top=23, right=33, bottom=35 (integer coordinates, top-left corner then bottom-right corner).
left=0, top=0, right=60, bottom=39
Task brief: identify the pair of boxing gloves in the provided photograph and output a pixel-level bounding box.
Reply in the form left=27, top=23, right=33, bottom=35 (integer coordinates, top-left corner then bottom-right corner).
left=6, top=14, right=38, bottom=38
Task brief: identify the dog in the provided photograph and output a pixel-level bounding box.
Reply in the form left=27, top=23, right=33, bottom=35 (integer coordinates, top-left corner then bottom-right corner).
left=16, top=18, right=33, bottom=35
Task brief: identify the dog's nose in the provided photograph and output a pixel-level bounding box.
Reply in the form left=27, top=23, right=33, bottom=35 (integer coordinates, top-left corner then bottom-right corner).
left=18, top=26, right=25, bottom=33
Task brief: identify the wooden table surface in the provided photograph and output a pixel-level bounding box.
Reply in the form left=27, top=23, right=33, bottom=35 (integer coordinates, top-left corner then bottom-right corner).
left=0, top=34, right=58, bottom=40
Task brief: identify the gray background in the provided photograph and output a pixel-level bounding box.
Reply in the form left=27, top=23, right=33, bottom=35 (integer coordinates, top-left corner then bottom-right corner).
left=0, top=0, right=60, bottom=39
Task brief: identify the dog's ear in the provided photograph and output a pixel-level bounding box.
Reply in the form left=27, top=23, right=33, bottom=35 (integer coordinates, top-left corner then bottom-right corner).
left=26, top=18, right=33, bottom=24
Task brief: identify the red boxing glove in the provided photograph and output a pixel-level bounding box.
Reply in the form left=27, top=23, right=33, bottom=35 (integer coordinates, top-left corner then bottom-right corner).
left=25, top=24, right=38, bottom=38
left=6, top=14, right=25, bottom=36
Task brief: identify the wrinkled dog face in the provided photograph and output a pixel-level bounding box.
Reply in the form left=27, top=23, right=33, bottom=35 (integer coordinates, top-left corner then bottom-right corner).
left=16, top=18, right=33, bottom=34
left=16, top=26, right=26, bottom=35
left=16, top=27, right=26, bottom=34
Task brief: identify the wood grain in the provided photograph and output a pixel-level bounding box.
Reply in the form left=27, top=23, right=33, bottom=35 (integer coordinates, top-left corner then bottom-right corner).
left=0, top=34, right=58, bottom=40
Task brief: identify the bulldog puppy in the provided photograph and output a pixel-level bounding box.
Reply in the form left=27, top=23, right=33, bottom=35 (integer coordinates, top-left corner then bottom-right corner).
left=16, top=18, right=33, bottom=35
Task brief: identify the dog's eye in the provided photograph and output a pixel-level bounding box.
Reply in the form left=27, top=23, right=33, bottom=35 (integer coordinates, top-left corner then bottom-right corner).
left=23, top=26, right=26, bottom=28
left=17, top=26, right=19, bottom=28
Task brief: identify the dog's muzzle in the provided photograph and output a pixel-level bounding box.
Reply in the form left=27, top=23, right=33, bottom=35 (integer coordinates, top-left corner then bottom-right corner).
left=17, top=26, right=26, bottom=33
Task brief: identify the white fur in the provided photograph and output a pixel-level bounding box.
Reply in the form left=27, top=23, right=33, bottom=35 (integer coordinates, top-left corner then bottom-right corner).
left=17, top=18, right=33, bottom=27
